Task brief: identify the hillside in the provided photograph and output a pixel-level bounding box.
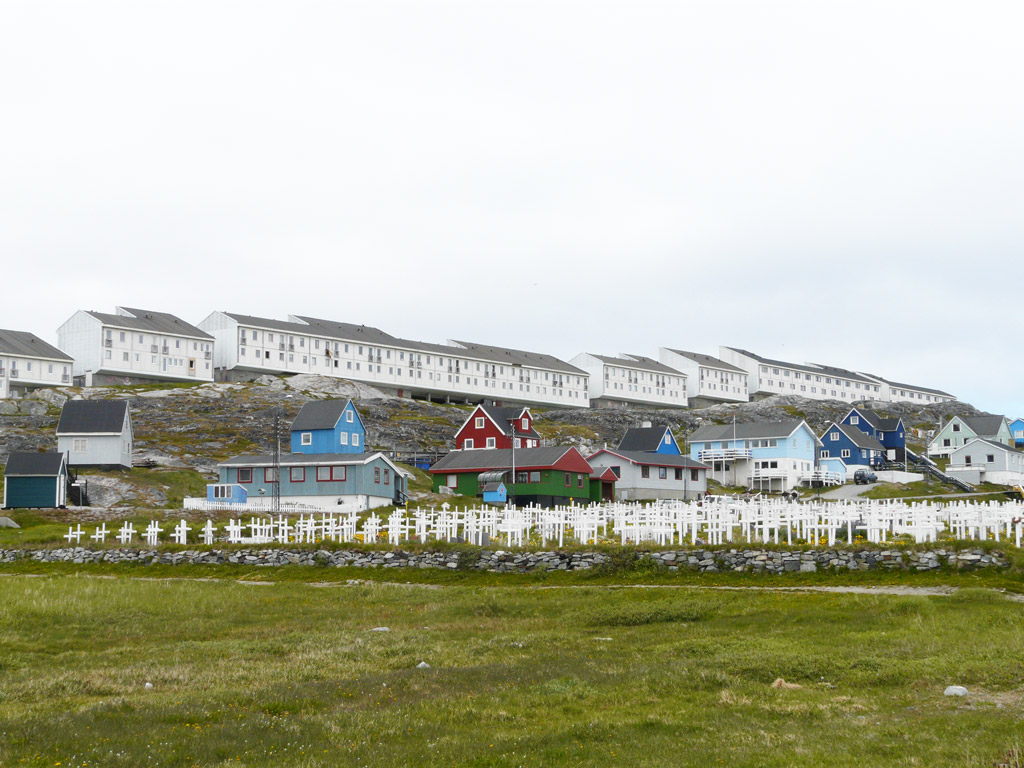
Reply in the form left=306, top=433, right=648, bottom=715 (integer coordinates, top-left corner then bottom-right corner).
left=0, top=374, right=985, bottom=508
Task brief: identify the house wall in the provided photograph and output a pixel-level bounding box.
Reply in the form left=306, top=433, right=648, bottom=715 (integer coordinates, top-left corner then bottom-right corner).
left=948, top=442, right=1024, bottom=483
left=58, top=435, right=130, bottom=468
left=690, top=425, right=818, bottom=491
left=198, top=311, right=240, bottom=371
left=432, top=468, right=592, bottom=502
left=819, top=427, right=876, bottom=467
left=0, top=354, right=73, bottom=399
left=658, top=349, right=747, bottom=404
left=586, top=454, right=706, bottom=500
left=213, top=317, right=589, bottom=409
left=59, top=311, right=214, bottom=384
left=570, top=353, right=687, bottom=410
left=220, top=456, right=406, bottom=502
left=456, top=410, right=513, bottom=450
left=3, top=475, right=64, bottom=509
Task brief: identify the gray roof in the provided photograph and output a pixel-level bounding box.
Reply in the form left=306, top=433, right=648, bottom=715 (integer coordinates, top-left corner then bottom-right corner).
left=663, top=349, right=745, bottom=373
left=478, top=404, right=541, bottom=440
left=589, top=354, right=681, bottom=375
left=223, top=312, right=327, bottom=335
left=431, top=446, right=578, bottom=472
left=290, top=400, right=351, bottom=431
left=621, top=354, right=683, bottom=376
left=590, top=449, right=708, bottom=469
left=831, top=423, right=884, bottom=451
left=962, top=415, right=1007, bottom=437
left=292, top=316, right=402, bottom=346
left=86, top=308, right=213, bottom=340
left=723, top=348, right=874, bottom=384
left=961, top=437, right=1022, bottom=454
left=450, top=341, right=585, bottom=375
left=0, top=329, right=73, bottom=361
left=689, top=419, right=808, bottom=442
left=847, top=408, right=903, bottom=432
left=56, top=400, right=128, bottom=435
left=616, top=426, right=673, bottom=452
left=5, top=452, right=65, bottom=476
left=882, top=378, right=955, bottom=398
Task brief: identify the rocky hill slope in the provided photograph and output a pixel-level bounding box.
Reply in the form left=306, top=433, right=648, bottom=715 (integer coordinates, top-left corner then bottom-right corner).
left=2, top=374, right=984, bottom=476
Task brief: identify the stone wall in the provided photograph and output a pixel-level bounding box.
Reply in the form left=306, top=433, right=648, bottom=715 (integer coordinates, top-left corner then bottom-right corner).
left=0, top=547, right=1009, bottom=572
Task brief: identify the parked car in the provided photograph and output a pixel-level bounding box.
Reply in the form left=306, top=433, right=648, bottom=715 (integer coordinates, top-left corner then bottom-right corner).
left=854, top=469, right=877, bottom=485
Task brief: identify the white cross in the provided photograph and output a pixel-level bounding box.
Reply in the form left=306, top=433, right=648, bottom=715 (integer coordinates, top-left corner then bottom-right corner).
left=144, top=521, right=162, bottom=546
left=275, top=515, right=292, bottom=544
left=171, top=520, right=191, bottom=545
left=225, top=519, right=243, bottom=543
left=64, top=524, right=83, bottom=544
left=91, top=523, right=108, bottom=543
left=117, top=522, right=136, bottom=544
left=201, top=520, right=216, bottom=545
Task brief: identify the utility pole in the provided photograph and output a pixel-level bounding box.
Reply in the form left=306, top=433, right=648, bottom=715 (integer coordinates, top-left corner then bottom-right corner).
left=509, top=420, right=517, bottom=508
left=272, top=410, right=281, bottom=515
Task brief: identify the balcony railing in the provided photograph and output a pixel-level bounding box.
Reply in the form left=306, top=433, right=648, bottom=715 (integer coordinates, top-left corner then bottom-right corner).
left=61, top=374, right=70, bottom=383
left=239, top=338, right=247, bottom=346
left=104, top=339, right=112, bottom=347
left=800, top=469, right=844, bottom=486
left=698, top=448, right=753, bottom=462
left=150, top=344, right=159, bottom=353
left=0, top=367, right=5, bottom=376
left=751, top=468, right=789, bottom=480
left=204, top=351, right=212, bottom=360
left=9, top=369, right=18, bottom=378
left=161, top=347, right=170, bottom=355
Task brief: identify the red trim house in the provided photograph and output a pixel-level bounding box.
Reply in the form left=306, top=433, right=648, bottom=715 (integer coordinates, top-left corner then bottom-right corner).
left=454, top=404, right=542, bottom=450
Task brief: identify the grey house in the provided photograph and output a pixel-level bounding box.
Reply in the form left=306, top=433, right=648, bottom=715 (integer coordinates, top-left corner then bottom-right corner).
left=947, top=438, right=1024, bottom=487
left=587, top=449, right=708, bottom=501
left=56, top=400, right=133, bottom=469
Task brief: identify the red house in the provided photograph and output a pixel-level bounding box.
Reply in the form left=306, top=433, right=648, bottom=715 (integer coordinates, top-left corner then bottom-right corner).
left=454, top=404, right=542, bottom=450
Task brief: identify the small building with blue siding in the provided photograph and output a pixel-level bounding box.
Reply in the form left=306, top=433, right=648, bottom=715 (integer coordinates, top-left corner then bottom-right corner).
left=819, top=422, right=884, bottom=472
left=211, top=451, right=409, bottom=511
left=3, top=453, right=68, bottom=509
left=1009, top=418, right=1024, bottom=448
left=290, top=400, right=365, bottom=454
left=841, top=407, right=906, bottom=462
left=616, top=425, right=681, bottom=455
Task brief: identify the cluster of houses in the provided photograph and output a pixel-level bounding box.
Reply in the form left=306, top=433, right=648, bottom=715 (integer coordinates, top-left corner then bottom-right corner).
left=1, top=306, right=959, bottom=414
left=5, top=392, right=1024, bottom=512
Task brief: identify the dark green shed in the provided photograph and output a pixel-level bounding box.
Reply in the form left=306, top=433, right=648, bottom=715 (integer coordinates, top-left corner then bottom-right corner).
left=3, top=453, right=68, bottom=510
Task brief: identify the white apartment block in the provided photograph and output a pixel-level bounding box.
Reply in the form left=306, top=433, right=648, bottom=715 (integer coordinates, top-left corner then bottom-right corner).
left=570, top=353, right=687, bottom=409
left=858, top=374, right=955, bottom=405
left=720, top=347, right=884, bottom=403
left=658, top=348, right=748, bottom=406
left=57, top=307, right=214, bottom=386
left=0, top=329, right=74, bottom=399
left=199, top=312, right=590, bottom=409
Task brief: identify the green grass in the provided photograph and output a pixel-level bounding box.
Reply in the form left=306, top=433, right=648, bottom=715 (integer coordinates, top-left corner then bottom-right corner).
left=0, top=572, right=1022, bottom=767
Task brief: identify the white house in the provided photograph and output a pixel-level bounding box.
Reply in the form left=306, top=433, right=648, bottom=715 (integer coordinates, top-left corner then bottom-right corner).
left=569, top=352, right=687, bottom=409
left=587, top=449, right=708, bottom=500
left=0, top=329, right=74, bottom=400
left=719, top=347, right=883, bottom=403
left=56, top=399, right=133, bottom=469
left=946, top=438, right=1024, bottom=487
left=57, top=307, right=214, bottom=386
left=658, top=348, right=748, bottom=406
left=199, top=311, right=590, bottom=409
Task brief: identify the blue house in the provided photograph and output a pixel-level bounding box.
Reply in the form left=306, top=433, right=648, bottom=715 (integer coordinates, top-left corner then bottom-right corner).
left=819, top=422, right=885, bottom=475
left=290, top=400, right=365, bottom=454
left=1009, top=418, right=1024, bottom=448
left=841, top=407, right=906, bottom=462
left=482, top=480, right=507, bottom=504
left=616, top=424, right=681, bottom=455
left=688, top=419, right=819, bottom=492
left=208, top=451, right=409, bottom=511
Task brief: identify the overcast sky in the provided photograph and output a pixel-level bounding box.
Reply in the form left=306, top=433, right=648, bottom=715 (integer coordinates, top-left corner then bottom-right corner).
left=2, top=2, right=1022, bottom=414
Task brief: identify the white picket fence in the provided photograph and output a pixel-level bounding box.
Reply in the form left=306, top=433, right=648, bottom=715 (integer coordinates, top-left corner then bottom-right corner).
left=66, top=498, right=1024, bottom=548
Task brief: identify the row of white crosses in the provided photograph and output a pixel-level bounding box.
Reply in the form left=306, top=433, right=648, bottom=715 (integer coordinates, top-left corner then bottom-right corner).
left=60, top=498, right=1024, bottom=548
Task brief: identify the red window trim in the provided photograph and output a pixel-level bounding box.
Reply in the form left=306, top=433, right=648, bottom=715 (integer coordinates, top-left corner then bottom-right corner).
left=332, top=466, right=347, bottom=482
left=238, top=468, right=253, bottom=484
left=290, top=467, right=305, bottom=483
left=384, top=468, right=390, bottom=485
left=263, top=468, right=276, bottom=483
left=374, top=467, right=381, bottom=483
left=564, top=472, right=571, bottom=487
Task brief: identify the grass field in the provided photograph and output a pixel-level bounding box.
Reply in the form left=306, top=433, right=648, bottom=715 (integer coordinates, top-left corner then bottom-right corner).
left=1, top=569, right=1022, bottom=767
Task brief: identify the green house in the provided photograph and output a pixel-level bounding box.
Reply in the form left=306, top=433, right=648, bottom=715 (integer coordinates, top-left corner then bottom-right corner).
left=430, top=446, right=600, bottom=506
left=3, top=453, right=68, bottom=510
left=927, top=415, right=1012, bottom=459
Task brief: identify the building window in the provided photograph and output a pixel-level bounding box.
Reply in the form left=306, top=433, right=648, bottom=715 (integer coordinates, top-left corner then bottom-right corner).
left=316, top=466, right=332, bottom=482
left=446, top=474, right=457, bottom=488
left=486, top=437, right=496, bottom=448
left=577, top=474, right=584, bottom=488
left=301, top=432, right=312, bottom=446
left=830, top=432, right=839, bottom=441
left=564, top=472, right=572, bottom=487
left=641, top=466, right=650, bottom=479
left=952, top=423, right=961, bottom=432
left=238, top=468, right=253, bottom=483
left=339, top=433, right=349, bottom=446
left=264, top=468, right=277, bottom=482
left=375, top=467, right=381, bottom=483
left=464, top=439, right=474, bottom=449
left=658, top=467, right=667, bottom=479
left=841, top=450, right=850, bottom=458
left=72, top=438, right=88, bottom=453
left=332, top=466, right=347, bottom=481
left=529, top=471, right=541, bottom=483
left=475, top=417, right=485, bottom=429
left=987, top=454, right=995, bottom=463
left=384, top=468, right=390, bottom=485
left=352, top=434, right=360, bottom=447
left=290, top=467, right=305, bottom=483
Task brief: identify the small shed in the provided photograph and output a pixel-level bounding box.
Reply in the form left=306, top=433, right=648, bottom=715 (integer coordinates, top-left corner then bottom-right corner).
left=3, top=453, right=68, bottom=509
left=479, top=471, right=508, bottom=504
left=56, top=399, right=133, bottom=469
left=589, top=466, right=618, bottom=503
